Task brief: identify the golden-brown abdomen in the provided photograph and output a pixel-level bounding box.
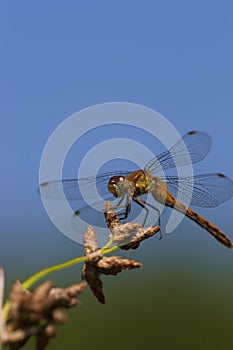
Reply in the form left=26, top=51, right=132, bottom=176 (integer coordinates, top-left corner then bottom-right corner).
left=165, top=193, right=232, bottom=248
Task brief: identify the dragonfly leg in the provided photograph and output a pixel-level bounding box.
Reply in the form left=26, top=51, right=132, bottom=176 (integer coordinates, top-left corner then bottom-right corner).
left=113, top=195, right=132, bottom=220
left=133, top=197, right=162, bottom=239
left=132, top=198, right=149, bottom=226
left=122, top=201, right=131, bottom=220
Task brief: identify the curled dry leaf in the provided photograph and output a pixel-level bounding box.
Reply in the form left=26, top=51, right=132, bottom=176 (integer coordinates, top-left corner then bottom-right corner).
left=82, top=226, right=106, bottom=304
left=83, top=225, right=99, bottom=255
left=81, top=264, right=105, bottom=304
left=96, top=256, right=142, bottom=275
left=82, top=226, right=142, bottom=304
left=120, top=225, right=160, bottom=250
left=104, top=201, right=120, bottom=230
left=104, top=200, right=160, bottom=249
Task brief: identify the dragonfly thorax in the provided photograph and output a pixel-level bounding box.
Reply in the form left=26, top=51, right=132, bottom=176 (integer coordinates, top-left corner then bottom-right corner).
left=108, top=175, right=134, bottom=198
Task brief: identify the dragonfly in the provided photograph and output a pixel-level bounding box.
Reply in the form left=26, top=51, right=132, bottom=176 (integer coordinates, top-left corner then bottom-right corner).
left=40, top=131, right=233, bottom=248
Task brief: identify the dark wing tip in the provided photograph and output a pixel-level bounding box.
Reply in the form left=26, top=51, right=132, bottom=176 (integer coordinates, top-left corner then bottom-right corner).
left=73, top=210, right=80, bottom=217
left=187, top=130, right=197, bottom=135
left=217, top=173, right=226, bottom=178
left=40, top=181, right=49, bottom=187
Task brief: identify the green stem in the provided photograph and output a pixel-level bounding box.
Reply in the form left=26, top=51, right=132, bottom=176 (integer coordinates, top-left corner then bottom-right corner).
left=22, top=255, right=88, bottom=290
left=100, top=239, right=113, bottom=252
left=2, top=243, right=120, bottom=319
left=101, top=245, right=119, bottom=255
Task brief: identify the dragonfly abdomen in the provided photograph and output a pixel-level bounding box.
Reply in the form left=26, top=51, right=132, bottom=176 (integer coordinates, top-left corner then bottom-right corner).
left=185, top=208, right=232, bottom=247
left=165, top=194, right=232, bottom=248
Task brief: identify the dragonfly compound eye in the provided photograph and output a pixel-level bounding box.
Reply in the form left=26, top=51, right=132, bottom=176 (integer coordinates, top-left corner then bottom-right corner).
left=108, top=176, right=125, bottom=186
left=108, top=176, right=126, bottom=197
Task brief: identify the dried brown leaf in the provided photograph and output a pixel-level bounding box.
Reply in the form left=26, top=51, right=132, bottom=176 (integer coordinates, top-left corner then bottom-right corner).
left=120, top=225, right=160, bottom=250
left=96, top=256, right=142, bottom=275
left=104, top=201, right=120, bottom=230
left=2, top=280, right=86, bottom=348
left=81, top=264, right=105, bottom=304
left=104, top=201, right=160, bottom=248
left=83, top=226, right=99, bottom=254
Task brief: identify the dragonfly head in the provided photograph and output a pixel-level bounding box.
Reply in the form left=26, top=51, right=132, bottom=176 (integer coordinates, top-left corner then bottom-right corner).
left=108, top=175, right=130, bottom=198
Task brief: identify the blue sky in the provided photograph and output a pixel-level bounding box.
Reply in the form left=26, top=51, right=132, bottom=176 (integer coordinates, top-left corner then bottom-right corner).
left=1, top=1, right=233, bottom=281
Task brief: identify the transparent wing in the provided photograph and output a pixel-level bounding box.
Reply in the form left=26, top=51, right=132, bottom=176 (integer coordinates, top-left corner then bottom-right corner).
left=162, top=173, right=233, bottom=208
left=39, top=170, right=131, bottom=201
left=145, top=131, right=211, bottom=174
